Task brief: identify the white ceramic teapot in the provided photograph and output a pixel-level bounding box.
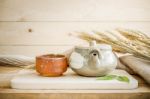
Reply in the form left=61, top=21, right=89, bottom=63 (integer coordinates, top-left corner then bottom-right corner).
left=69, top=41, right=118, bottom=77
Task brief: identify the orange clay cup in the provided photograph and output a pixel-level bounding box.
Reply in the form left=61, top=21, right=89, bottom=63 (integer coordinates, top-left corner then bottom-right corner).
left=36, top=54, right=68, bottom=77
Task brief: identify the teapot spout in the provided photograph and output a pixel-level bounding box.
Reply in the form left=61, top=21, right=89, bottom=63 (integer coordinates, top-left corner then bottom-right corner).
left=88, top=49, right=101, bottom=69
left=90, top=49, right=101, bottom=59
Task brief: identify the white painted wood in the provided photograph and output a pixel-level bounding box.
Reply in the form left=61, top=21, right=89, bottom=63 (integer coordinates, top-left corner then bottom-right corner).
left=0, top=46, right=73, bottom=56
left=0, top=22, right=150, bottom=45
left=0, top=0, right=150, bottom=21
left=0, top=0, right=150, bottom=56
left=11, top=69, right=138, bottom=89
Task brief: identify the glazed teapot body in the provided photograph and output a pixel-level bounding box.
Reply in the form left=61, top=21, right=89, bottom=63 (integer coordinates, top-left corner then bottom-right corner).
left=69, top=41, right=117, bottom=76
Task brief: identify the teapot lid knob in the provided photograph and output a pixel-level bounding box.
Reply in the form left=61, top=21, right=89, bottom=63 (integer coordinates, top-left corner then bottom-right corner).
left=90, top=40, right=96, bottom=47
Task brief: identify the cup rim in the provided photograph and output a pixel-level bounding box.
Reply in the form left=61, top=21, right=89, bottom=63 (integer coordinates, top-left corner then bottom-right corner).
left=36, top=54, right=66, bottom=60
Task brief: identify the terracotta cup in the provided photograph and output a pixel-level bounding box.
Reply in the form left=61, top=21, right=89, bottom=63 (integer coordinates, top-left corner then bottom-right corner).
left=36, top=54, right=68, bottom=76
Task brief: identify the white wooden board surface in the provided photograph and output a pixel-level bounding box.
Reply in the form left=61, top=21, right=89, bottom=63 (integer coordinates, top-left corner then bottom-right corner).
left=0, top=22, right=150, bottom=56
left=0, top=0, right=150, bottom=21
left=11, top=69, right=138, bottom=90
left=0, top=22, right=150, bottom=45
left=0, top=0, right=150, bottom=56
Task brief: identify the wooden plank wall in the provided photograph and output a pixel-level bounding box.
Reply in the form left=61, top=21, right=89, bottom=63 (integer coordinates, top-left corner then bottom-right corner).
left=0, top=0, right=150, bottom=56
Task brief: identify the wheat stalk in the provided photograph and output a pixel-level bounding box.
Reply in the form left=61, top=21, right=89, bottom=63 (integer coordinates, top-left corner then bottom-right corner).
left=116, top=28, right=150, bottom=45
left=77, top=28, right=150, bottom=60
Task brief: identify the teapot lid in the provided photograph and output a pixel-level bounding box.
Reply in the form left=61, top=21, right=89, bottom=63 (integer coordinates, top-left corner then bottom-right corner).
left=89, top=40, right=112, bottom=50
left=75, top=40, right=112, bottom=50
left=97, top=44, right=112, bottom=50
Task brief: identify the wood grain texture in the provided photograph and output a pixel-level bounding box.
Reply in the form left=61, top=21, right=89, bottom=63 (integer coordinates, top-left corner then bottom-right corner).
left=1, top=84, right=150, bottom=93
left=0, top=22, right=150, bottom=45
left=0, top=45, right=73, bottom=56
left=0, top=84, right=150, bottom=99
left=0, top=0, right=150, bottom=21
left=0, top=0, right=149, bottom=98
left=0, top=0, right=150, bottom=56
left=0, top=22, right=150, bottom=56
left=0, top=67, right=149, bottom=99
left=0, top=93, right=150, bottom=99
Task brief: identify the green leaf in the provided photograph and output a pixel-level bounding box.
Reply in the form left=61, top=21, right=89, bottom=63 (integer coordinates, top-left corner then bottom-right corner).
left=96, top=75, right=130, bottom=83
left=96, top=75, right=117, bottom=80
left=116, top=76, right=130, bottom=83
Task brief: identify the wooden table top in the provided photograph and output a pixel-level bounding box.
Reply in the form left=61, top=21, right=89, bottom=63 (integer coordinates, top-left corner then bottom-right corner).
left=0, top=66, right=150, bottom=99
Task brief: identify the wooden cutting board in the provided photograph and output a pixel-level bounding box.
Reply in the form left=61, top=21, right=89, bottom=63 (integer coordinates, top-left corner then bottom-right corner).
left=11, top=69, right=138, bottom=90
